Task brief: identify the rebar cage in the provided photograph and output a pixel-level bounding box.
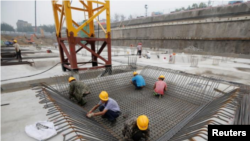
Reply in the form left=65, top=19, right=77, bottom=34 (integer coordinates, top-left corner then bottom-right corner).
left=31, top=65, right=249, bottom=141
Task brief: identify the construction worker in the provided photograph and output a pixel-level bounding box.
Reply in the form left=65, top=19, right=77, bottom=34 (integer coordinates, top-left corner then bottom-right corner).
left=87, top=91, right=121, bottom=123
left=13, top=40, right=22, bottom=62
left=131, top=72, right=146, bottom=90
left=137, top=43, right=142, bottom=58
left=68, top=77, right=90, bottom=106
left=153, top=75, right=167, bottom=97
left=122, top=115, right=150, bottom=141
left=146, top=51, right=151, bottom=59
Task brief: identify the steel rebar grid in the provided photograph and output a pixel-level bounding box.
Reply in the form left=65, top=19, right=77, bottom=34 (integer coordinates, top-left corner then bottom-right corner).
left=49, top=65, right=231, bottom=140
left=140, top=66, right=223, bottom=105
left=33, top=85, right=118, bottom=141
left=51, top=65, right=136, bottom=97
left=31, top=65, right=249, bottom=141
left=233, top=85, right=250, bottom=125
left=168, top=89, right=242, bottom=141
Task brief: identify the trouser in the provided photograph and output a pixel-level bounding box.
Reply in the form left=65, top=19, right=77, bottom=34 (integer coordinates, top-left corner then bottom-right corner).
left=138, top=50, right=141, bottom=56
left=99, top=106, right=120, bottom=122
left=133, top=81, right=142, bottom=89
left=153, top=91, right=163, bottom=98
left=70, top=92, right=90, bottom=106
left=16, top=50, right=22, bottom=61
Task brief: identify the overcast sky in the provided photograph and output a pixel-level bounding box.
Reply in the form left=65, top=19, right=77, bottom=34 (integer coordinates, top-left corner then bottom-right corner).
left=1, top=0, right=235, bottom=28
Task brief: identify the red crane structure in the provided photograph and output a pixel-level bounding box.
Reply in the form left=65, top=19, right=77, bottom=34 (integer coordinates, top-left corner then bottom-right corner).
left=52, top=0, right=112, bottom=72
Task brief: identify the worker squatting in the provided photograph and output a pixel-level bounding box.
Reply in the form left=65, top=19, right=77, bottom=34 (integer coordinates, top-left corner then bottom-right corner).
left=68, top=71, right=167, bottom=141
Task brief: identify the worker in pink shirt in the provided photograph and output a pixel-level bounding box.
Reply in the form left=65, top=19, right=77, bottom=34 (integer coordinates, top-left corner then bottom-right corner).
left=153, top=75, right=167, bottom=97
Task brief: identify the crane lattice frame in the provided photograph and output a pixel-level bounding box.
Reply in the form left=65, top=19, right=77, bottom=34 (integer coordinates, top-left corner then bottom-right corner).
left=52, top=0, right=111, bottom=71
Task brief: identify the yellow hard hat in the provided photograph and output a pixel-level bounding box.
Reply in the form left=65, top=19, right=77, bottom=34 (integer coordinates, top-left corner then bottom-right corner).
left=133, top=72, right=138, bottom=76
left=13, top=40, right=17, bottom=43
left=68, top=77, right=75, bottom=82
left=137, top=115, right=149, bottom=130
left=99, top=91, right=109, bottom=101
left=159, top=75, right=165, bottom=79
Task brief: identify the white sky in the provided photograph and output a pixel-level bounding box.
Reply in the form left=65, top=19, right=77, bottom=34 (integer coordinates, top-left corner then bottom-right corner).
left=1, top=0, right=240, bottom=28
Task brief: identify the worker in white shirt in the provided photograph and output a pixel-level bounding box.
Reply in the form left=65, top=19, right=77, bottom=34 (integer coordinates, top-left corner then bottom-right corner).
left=146, top=52, right=151, bottom=59
left=137, top=43, right=142, bottom=58
left=13, top=40, right=22, bottom=62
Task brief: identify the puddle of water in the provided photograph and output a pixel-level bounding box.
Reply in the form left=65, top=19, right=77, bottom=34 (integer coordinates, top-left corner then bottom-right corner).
left=235, top=67, right=250, bottom=72
left=194, top=70, right=240, bottom=82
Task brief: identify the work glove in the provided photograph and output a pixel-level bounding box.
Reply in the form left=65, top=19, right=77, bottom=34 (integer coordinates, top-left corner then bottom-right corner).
left=87, top=113, right=94, bottom=118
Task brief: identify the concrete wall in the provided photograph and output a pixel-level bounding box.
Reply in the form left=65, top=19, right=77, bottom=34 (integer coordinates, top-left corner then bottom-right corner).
left=99, top=2, right=250, bottom=28
left=95, top=2, right=250, bottom=55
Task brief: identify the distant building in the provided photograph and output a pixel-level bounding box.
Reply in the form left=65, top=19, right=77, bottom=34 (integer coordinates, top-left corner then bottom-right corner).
left=99, top=19, right=106, bottom=25
left=228, top=0, right=243, bottom=4
left=152, top=12, right=163, bottom=16
left=137, top=16, right=144, bottom=18
left=16, top=20, right=32, bottom=28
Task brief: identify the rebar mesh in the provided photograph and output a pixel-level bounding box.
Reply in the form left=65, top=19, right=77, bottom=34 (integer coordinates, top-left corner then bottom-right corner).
left=72, top=72, right=202, bottom=140
left=234, top=85, right=250, bottom=125
left=168, top=89, right=241, bottom=141
left=32, top=84, right=118, bottom=141
left=140, top=66, right=221, bottom=105
left=48, top=66, right=228, bottom=140
left=31, top=65, right=249, bottom=141
left=128, top=56, right=137, bottom=68
left=52, top=65, right=135, bottom=97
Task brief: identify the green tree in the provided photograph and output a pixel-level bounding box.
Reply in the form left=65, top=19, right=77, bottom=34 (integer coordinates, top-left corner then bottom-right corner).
left=39, top=25, right=55, bottom=33
left=175, top=8, right=182, bottom=12
left=17, top=25, right=33, bottom=32
left=114, top=13, right=120, bottom=22
left=199, top=2, right=207, bottom=8
left=1, top=22, right=15, bottom=31
left=121, top=14, right=126, bottom=21
left=192, top=3, right=199, bottom=9
left=128, top=15, right=133, bottom=20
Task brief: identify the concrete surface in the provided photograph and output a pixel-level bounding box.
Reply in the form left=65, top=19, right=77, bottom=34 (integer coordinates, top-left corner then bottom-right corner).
left=1, top=89, right=63, bottom=141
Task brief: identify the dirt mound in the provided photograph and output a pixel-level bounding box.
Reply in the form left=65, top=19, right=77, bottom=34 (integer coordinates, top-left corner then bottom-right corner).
left=1, top=34, right=57, bottom=46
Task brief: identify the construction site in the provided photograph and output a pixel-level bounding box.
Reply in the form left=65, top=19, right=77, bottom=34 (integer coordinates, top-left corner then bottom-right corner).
left=1, top=0, right=250, bottom=141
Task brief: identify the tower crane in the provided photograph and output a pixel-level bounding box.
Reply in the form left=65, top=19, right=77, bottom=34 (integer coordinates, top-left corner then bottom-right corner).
left=52, top=0, right=111, bottom=72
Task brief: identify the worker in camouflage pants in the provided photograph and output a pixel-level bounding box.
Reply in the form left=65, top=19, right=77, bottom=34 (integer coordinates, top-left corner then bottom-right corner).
left=122, top=115, right=150, bottom=141
left=68, top=77, right=90, bottom=106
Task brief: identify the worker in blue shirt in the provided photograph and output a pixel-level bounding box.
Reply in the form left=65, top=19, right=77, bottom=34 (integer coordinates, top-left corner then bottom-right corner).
left=131, top=72, right=146, bottom=89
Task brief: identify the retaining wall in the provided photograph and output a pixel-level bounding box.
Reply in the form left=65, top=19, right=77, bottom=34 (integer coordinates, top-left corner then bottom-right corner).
left=95, top=2, right=250, bottom=55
